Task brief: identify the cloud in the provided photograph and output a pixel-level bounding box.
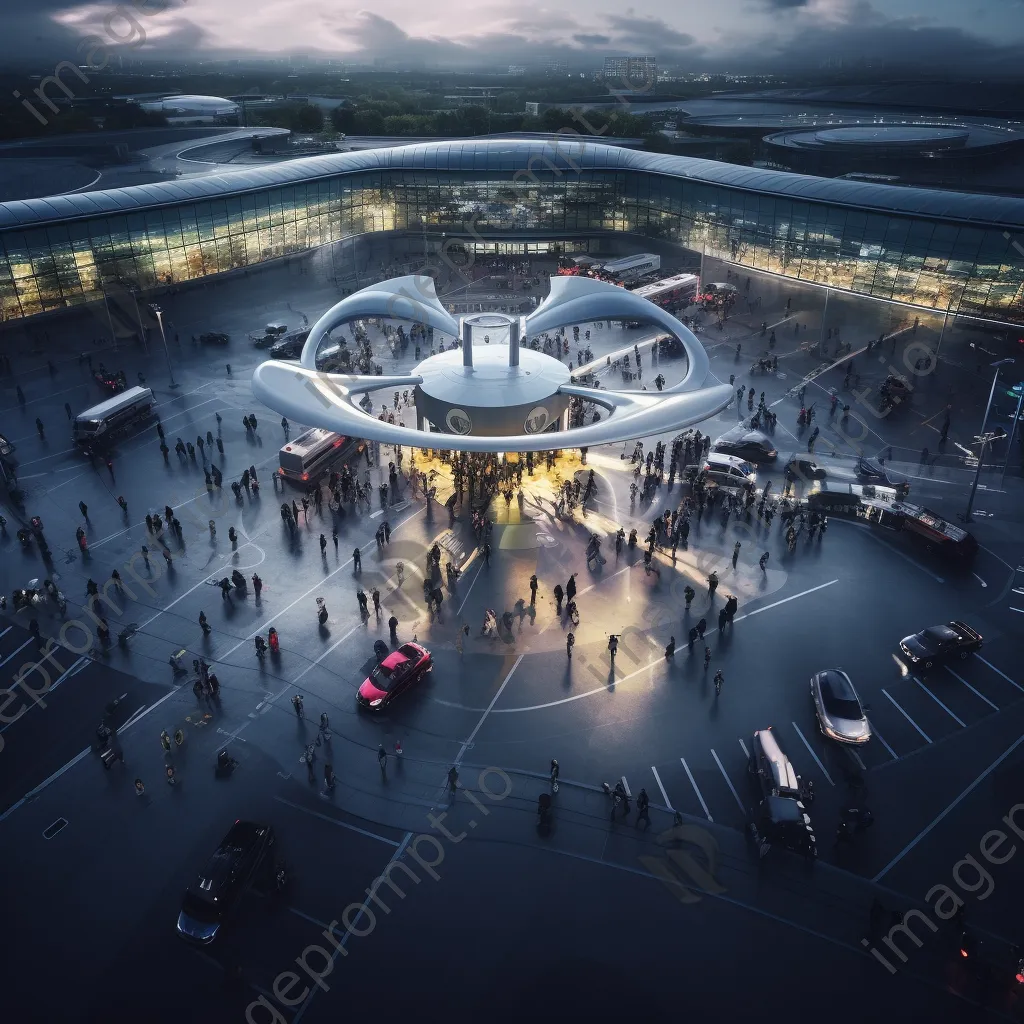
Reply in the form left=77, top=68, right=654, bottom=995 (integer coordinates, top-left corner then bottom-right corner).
left=573, top=33, right=611, bottom=44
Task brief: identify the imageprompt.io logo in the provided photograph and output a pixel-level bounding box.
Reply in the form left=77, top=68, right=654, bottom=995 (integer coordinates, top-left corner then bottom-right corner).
left=523, top=406, right=550, bottom=433
left=445, top=409, right=473, bottom=434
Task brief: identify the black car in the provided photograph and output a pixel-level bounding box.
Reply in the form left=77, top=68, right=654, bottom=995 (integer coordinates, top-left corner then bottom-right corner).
left=711, top=425, right=778, bottom=464
left=855, top=457, right=908, bottom=492
left=176, top=820, right=276, bottom=944
left=199, top=332, right=230, bottom=345
left=783, top=455, right=826, bottom=482
left=895, top=620, right=983, bottom=674
left=270, top=332, right=309, bottom=359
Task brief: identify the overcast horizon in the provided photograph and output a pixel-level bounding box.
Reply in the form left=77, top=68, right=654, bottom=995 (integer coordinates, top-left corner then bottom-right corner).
left=0, top=0, right=1021, bottom=78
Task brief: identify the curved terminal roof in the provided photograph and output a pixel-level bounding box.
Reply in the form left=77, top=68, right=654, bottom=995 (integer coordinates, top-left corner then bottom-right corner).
left=2, top=138, right=1023, bottom=232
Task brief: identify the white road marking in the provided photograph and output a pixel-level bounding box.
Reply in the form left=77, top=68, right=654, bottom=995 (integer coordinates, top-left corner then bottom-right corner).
left=219, top=504, right=424, bottom=661
left=738, top=737, right=749, bottom=760
left=867, top=720, right=898, bottom=760
left=847, top=748, right=867, bottom=771
left=710, top=748, right=745, bottom=814
left=455, top=559, right=484, bottom=617
left=0, top=746, right=91, bottom=823
left=0, top=627, right=11, bottom=640
left=730, top=579, right=839, bottom=623
left=873, top=730, right=1024, bottom=882
left=454, top=655, right=523, bottom=764
left=881, top=689, right=932, bottom=743
left=293, top=623, right=364, bottom=683
left=973, top=573, right=987, bottom=588
left=1010, top=607, right=1024, bottom=615
left=976, top=655, right=1024, bottom=693
left=790, top=721, right=834, bottom=785
left=273, top=795, right=401, bottom=846
left=944, top=668, right=999, bottom=711
left=650, top=766, right=672, bottom=809
left=912, top=677, right=966, bottom=727
left=680, top=757, right=712, bottom=821
left=0, top=639, right=35, bottom=668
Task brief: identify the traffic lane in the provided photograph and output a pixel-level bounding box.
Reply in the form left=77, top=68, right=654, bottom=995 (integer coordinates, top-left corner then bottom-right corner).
left=0, top=732, right=319, bottom=1020
left=866, top=698, right=1024, bottom=906
left=0, top=647, right=171, bottom=814
left=76, top=785, right=406, bottom=1024
left=298, top=835, right=973, bottom=1024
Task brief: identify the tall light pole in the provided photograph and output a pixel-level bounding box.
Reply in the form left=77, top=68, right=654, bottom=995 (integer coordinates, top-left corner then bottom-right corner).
left=148, top=304, right=178, bottom=389
left=128, top=285, right=147, bottom=354
left=963, top=357, right=1014, bottom=522
left=998, top=382, right=1024, bottom=490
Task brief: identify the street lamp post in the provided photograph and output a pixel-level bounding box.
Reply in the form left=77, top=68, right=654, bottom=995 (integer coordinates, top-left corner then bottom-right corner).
left=998, top=383, right=1024, bottom=490
left=128, top=286, right=148, bottom=354
left=148, top=304, right=178, bottom=389
left=963, top=357, right=1014, bottom=522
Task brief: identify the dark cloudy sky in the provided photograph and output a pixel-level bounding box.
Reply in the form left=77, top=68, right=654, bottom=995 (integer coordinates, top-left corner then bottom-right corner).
left=5, top=0, right=1024, bottom=75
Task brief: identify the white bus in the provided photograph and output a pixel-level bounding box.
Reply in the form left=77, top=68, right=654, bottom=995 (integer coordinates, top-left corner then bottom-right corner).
left=631, top=273, right=699, bottom=311
left=279, top=427, right=363, bottom=483
left=73, top=387, right=155, bottom=446
left=601, top=253, right=661, bottom=282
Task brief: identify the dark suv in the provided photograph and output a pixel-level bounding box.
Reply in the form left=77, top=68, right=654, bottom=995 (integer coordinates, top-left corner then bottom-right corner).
left=176, top=820, right=276, bottom=944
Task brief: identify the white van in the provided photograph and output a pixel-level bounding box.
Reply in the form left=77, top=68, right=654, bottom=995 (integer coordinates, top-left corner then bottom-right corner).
left=702, top=452, right=757, bottom=491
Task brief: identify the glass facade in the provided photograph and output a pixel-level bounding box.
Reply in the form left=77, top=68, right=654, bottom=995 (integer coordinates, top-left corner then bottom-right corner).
left=1, top=141, right=1022, bottom=325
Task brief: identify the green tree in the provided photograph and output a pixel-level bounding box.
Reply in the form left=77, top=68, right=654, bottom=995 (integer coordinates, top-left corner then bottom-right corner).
left=353, top=108, right=385, bottom=134
left=456, top=105, right=489, bottom=136
left=330, top=105, right=356, bottom=134
left=494, top=91, right=521, bottom=114
left=291, top=104, right=323, bottom=133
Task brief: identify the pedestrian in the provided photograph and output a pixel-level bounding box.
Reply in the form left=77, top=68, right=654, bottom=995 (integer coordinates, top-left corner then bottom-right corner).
left=759, top=551, right=769, bottom=572
left=553, top=584, right=564, bottom=613
left=372, top=587, right=381, bottom=618
left=635, top=787, right=651, bottom=830
left=106, top=459, right=115, bottom=482
left=696, top=617, right=707, bottom=641
left=378, top=744, right=388, bottom=780
left=529, top=574, right=538, bottom=605
left=135, top=778, right=146, bottom=796
left=389, top=613, right=399, bottom=644
left=483, top=542, right=491, bottom=566
left=353, top=546, right=361, bottom=573
left=447, top=764, right=459, bottom=800
left=718, top=607, right=728, bottom=631
left=319, top=533, right=327, bottom=556
left=732, top=541, right=741, bottom=568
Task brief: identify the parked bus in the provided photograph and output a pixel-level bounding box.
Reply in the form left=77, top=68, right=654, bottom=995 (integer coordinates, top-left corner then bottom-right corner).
left=73, top=387, right=155, bottom=447
left=600, top=253, right=661, bottom=282
left=279, top=427, right=363, bottom=483
left=631, top=273, right=699, bottom=311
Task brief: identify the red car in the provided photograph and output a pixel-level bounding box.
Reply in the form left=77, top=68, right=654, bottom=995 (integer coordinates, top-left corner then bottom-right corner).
left=356, top=642, right=432, bottom=710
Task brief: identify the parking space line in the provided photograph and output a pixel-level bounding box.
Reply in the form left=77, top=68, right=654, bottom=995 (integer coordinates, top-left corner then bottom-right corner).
left=650, top=766, right=672, bottom=810
left=0, top=638, right=34, bottom=668
left=710, top=748, right=745, bottom=814
left=867, top=720, right=898, bottom=761
left=847, top=748, right=867, bottom=771
left=0, top=626, right=11, bottom=640
left=790, top=722, right=835, bottom=786
left=738, top=737, right=749, bottom=760
left=945, top=668, right=999, bottom=711
left=679, top=757, right=712, bottom=821
left=274, top=796, right=401, bottom=847
left=882, top=689, right=932, bottom=743
left=913, top=677, right=966, bottom=727
left=976, top=655, right=1024, bottom=693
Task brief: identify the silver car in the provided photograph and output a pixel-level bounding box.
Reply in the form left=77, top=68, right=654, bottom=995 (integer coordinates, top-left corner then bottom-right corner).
left=810, top=669, right=871, bottom=745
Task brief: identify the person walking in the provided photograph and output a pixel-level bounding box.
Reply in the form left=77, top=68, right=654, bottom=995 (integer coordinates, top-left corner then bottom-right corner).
left=371, top=587, right=381, bottom=618
left=529, top=574, right=538, bottom=605
left=696, top=617, right=707, bottom=642
left=553, top=584, right=564, bottom=613
left=378, top=744, right=388, bottom=781
left=356, top=589, right=368, bottom=618
left=388, top=614, right=399, bottom=644
left=483, top=542, right=491, bottom=566
left=353, top=546, right=361, bottom=573
left=447, top=764, right=459, bottom=800
left=732, top=541, right=741, bottom=568
left=759, top=551, right=769, bottom=572
left=635, top=787, right=651, bottom=830
left=319, top=533, right=327, bottom=556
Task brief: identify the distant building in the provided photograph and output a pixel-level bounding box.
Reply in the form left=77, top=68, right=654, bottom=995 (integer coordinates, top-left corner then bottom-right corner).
left=535, top=61, right=568, bottom=77
left=603, top=56, right=657, bottom=88
left=508, top=66, right=527, bottom=77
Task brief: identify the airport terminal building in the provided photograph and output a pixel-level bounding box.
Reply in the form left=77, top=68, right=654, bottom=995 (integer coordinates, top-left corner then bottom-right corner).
left=0, top=138, right=1022, bottom=327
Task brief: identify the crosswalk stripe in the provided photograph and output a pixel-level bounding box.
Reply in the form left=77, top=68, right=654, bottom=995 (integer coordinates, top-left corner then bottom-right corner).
left=867, top=720, right=898, bottom=760
left=710, top=748, right=745, bottom=814
left=945, top=668, right=999, bottom=711
left=680, top=757, right=712, bottom=821
left=976, top=655, right=1024, bottom=693
left=650, top=766, right=672, bottom=810
left=882, top=689, right=932, bottom=743
left=913, top=677, right=966, bottom=727
left=790, top=721, right=834, bottom=786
